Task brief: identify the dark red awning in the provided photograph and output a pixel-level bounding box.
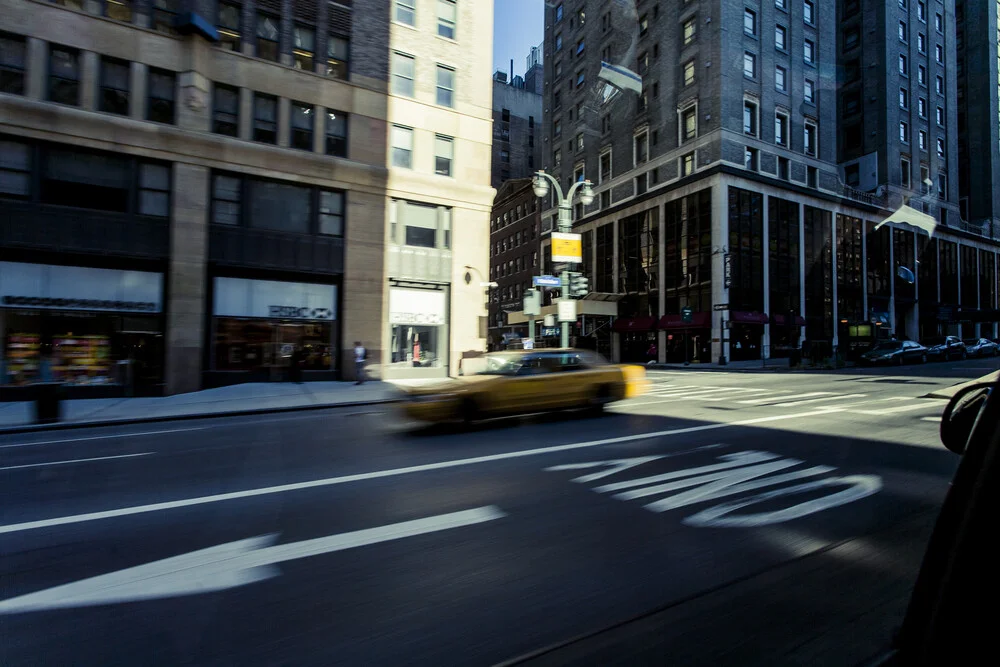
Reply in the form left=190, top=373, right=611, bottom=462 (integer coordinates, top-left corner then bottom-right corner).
left=612, top=316, right=657, bottom=332
left=658, top=312, right=711, bottom=329
left=770, top=314, right=806, bottom=326
left=730, top=311, right=769, bottom=325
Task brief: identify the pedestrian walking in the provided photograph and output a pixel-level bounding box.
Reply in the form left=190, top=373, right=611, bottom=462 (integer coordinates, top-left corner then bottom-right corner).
left=354, top=341, right=367, bottom=384
left=288, top=346, right=303, bottom=383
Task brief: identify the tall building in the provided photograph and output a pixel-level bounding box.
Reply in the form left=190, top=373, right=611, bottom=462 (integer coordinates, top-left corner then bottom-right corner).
left=491, top=52, right=543, bottom=189
left=534, top=0, right=1000, bottom=365
left=525, top=43, right=544, bottom=94
left=956, top=0, right=1000, bottom=228
left=0, top=0, right=493, bottom=393
left=487, top=178, right=541, bottom=348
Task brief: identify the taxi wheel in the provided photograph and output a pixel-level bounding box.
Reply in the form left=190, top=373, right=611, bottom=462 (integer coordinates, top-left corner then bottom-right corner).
left=460, top=397, right=480, bottom=424
left=589, top=385, right=614, bottom=414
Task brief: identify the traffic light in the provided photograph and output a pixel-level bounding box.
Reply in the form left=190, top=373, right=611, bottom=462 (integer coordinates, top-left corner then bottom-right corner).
left=568, top=272, right=590, bottom=297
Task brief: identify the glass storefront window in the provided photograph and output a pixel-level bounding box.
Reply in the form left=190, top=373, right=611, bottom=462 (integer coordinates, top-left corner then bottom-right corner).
left=390, top=324, right=442, bottom=367
left=213, top=318, right=334, bottom=371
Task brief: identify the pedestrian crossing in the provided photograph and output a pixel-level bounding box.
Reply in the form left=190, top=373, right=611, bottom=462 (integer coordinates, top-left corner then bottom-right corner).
left=625, top=377, right=943, bottom=417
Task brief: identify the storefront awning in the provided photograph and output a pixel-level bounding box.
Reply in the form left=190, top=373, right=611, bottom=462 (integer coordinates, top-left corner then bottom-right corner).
left=730, top=311, right=769, bottom=325
left=658, top=312, right=711, bottom=329
left=769, top=314, right=806, bottom=327
left=613, top=316, right=657, bottom=332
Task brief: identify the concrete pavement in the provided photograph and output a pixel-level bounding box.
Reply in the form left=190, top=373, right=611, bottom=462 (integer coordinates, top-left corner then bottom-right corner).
left=0, top=361, right=988, bottom=666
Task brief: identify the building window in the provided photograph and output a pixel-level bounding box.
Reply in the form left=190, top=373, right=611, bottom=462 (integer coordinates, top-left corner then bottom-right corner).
left=803, top=0, right=814, bottom=24
left=438, top=0, right=457, bottom=39
left=935, top=75, right=943, bottom=95
left=744, top=8, right=757, bottom=36
left=152, top=0, right=178, bottom=34
left=99, top=57, right=130, bottom=116
left=290, top=102, right=313, bottom=151
left=804, top=121, right=817, bottom=156
left=683, top=17, right=696, bottom=45
left=576, top=132, right=584, bottom=152
left=555, top=3, right=563, bottom=22
left=553, top=148, right=561, bottom=167
left=319, top=190, right=344, bottom=236
left=918, top=130, right=927, bottom=151
left=213, top=83, right=239, bottom=136
left=918, top=64, right=927, bottom=86
left=776, top=0, right=786, bottom=8
left=936, top=137, right=945, bottom=157
left=744, top=52, right=757, bottom=78
left=935, top=44, right=943, bottom=64
left=576, top=39, right=585, bottom=56
left=935, top=12, right=943, bottom=33
left=899, top=54, right=908, bottom=75
left=217, top=2, right=241, bottom=51
left=937, top=173, right=947, bottom=199
left=900, top=87, right=909, bottom=109
left=634, top=131, right=648, bottom=165
left=684, top=60, right=695, bottom=85
left=899, top=121, right=909, bottom=143
left=918, top=97, right=927, bottom=118
left=146, top=68, right=175, bottom=124
left=775, top=25, right=787, bottom=51
left=395, top=0, right=416, bottom=25
left=253, top=93, right=277, bottom=143
left=936, top=106, right=944, bottom=126
left=576, top=69, right=585, bottom=88
left=775, top=112, right=788, bottom=146
left=917, top=0, right=926, bottom=21
left=103, top=0, right=134, bottom=21
left=682, top=106, right=697, bottom=141
left=325, top=110, right=347, bottom=157
left=743, top=100, right=758, bottom=136
left=435, top=135, right=453, bottom=176
left=555, top=34, right=562, bottom=51
left=775, top=65, right=787, bottom=92
left=256, top=13, right=280, bottom=61
left=804, top=39, right=815, bottom=65
left=554, top=118, right=562, bottom=137
left=391, top=125, right=413, bottom=168
left=436, top=65, right=455, bottom=107
left=805, top=79, right=814, bottom=103
left=392, top=52, right=415, bottom=97
left=599, top=150, right=611, bottom=182
left=327, top=36, right=349, bottom=79
left=900, top=157, right=911, bottom=188
left=138, top=163, right=170, bottom=217
left=293, top=25, right=315, bottom=71
left=920, top=165, right=930, bottom=194
left=681, top=151, right=695, bottom=177
left=745, top=147, right=759, bottom=171
left=0, top=32, right=26, bottom=95
left=49, top=45, right=80, bottom=106
left=0, top=139, right=30, bottom=198
left=917, top=32, right=926, bottom=53
left=211, top=174, right=241, bottom=225
left=899, top=20, right=908, bottom=42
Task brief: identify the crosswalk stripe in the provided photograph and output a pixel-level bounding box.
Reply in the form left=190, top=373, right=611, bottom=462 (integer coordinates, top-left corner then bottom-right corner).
left=645, top=387, right=721, bottom=398
left=734, top=391, right=804, bottom=404
left=763, top=394, right=867, bottom=408
left=849, top=402, right=942, bottom=416
left=655, top=388, right=766, bottom=402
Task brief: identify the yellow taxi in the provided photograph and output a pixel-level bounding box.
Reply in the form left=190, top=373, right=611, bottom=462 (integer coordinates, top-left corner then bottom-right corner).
left=401, top=348, right=647, bottom=423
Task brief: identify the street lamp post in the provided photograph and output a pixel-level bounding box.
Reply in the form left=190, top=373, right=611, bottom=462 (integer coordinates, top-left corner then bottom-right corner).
left=532, top=171, right=594, bottom=348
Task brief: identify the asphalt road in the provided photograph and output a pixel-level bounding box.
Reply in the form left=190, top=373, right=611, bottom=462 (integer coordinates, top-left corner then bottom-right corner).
left=1, top=358, right=994, bottom=666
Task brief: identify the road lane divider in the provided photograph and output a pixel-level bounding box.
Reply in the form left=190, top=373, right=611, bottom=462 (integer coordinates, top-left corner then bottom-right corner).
left=0, top=428, right=206, bottom=450
left=0, top=452, right=154, bottom=472
left=0, top=407, right=849, bottom=536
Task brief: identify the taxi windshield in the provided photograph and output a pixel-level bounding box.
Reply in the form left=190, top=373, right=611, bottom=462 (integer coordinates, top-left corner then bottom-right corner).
left=476, top=353, right=528, bottom=376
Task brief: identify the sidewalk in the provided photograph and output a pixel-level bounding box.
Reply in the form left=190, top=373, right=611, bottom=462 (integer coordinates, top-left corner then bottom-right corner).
left=0, top=380, right=427, bottom=433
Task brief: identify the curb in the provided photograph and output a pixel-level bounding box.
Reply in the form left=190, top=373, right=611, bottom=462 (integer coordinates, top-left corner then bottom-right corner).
left=0, top=397, right=403, bottom=436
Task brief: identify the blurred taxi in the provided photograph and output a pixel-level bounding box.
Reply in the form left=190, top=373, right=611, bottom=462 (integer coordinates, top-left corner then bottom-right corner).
left=401, top=348, right=647, bottom=423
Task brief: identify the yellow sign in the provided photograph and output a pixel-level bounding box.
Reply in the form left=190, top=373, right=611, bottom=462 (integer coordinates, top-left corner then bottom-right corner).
left=551, top=232, right=582, bottom=263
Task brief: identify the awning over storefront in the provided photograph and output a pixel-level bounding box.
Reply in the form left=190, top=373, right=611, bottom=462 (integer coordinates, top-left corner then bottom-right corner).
left=613, top=316, right=657, bottom=332
left=658, top=312, right=711, bottom=329
left=730, top=311, right=769, bottom=325
left=769, top=313, right=806, bottom=327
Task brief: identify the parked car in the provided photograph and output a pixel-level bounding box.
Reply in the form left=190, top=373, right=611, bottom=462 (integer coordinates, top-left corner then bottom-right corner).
left=963, top=338, right=999, bottom=357
left=400, top=349, right=647, bottom=423
left=859, top=340, right=928, bottom=366
left=924, top=336, right=967, bottom=361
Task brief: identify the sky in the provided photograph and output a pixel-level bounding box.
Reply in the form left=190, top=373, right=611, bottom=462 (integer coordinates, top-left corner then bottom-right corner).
left=493, top=0, right=544, bottom=80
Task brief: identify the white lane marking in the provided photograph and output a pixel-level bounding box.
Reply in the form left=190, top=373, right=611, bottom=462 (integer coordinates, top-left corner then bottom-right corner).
left=595, top=451, right=781, bottom=493
left=0, top=506, right=505, bottom=614
left=737, top=391, right=834, bottom=405
left=760, top=394, right=868, bottom=408
left=644, top=385, right=719, bottom=396
left=0, top=452, right=154, bottom=471
left=0, top=407, right=843, bottom=535
left=921, top=416, right=942, bottom=422
left=849, top=402, right=943, bottom=416
left=0, top=428, right=206, bottom=450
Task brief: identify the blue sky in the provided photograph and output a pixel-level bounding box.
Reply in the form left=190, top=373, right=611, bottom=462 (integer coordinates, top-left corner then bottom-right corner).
left=493, top=0, right=544, bottom=79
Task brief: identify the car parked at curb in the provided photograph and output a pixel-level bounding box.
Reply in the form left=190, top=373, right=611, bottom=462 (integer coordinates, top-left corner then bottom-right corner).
left=859, top=340, right=928, bottom=366
left=924, top=336, right=967, bottom=361
left=963, top=338, right=999, bottom=358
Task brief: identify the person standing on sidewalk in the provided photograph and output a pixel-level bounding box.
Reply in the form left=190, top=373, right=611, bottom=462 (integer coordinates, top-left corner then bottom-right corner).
left=354, top=341, right=367, bottom=384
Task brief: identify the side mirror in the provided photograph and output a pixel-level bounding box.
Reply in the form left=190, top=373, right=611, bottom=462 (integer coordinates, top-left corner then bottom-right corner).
left=940, top=383, right=993, bottom=455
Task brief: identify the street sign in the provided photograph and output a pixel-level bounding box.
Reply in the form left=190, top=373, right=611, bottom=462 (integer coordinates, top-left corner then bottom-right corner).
left=523, top=289, right=541, bottom=316
left=551, top=232, right=583, bottom=263
left=522, top=338, right=534, bottom=350
left=713, top=303, right=729, bottom=311
left=544, top=314, right=556, bottom=327
left=558, top=299, right=577, bottom=322
left=681, top=306, right=693, bottom=323
left=533, top=275, right=561, bottom=287
left=542, top=327, right=560, bottom=336
left=723, top=253, right=732, bottom=289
